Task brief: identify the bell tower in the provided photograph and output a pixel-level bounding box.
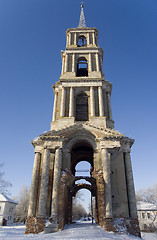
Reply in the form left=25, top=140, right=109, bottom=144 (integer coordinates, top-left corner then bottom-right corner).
left=26, top=4, right=141, bottom=237
left=51, top=3, right=113, bottom=130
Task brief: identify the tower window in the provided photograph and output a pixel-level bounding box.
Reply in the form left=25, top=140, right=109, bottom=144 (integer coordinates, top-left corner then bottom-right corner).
left=77, top=57, right=88, bottom=77
left=76, top=92, right=88, bottom=121
left=77, top=36, right=87, bottom=47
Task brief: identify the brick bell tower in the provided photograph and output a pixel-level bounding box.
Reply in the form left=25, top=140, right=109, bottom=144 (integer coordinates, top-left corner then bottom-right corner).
left=25, top=4, right=141, bottom=237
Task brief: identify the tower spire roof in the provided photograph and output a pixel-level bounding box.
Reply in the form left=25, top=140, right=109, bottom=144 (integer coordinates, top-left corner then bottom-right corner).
left=78, top=2, right=86, bottom=28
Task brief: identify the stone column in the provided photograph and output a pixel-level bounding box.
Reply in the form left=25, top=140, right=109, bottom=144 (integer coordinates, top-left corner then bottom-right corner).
left=98, top=86, right=104, bottom=116
left=64, top=54, right=68, bottom=73
left=87, top=33, right=90, bottom=46
left=124, top=150, right=137, bottom=218
left=66, top=35, right=68, bottom=48
left=96, top=53, right=100, bottom=72
left=92, top=32, right=95, bottom=45
left=107, top=92, right=112, bottom=120
left=27, top=151, right=41, bottom=217
left=38, top=148, right=50, bottom=217
left=61, top=55, right=64, bottom=75
left=51, top=148, right=62, bottom=223
left=60, top=87, right=66, bottom=117
left=69, top=87, right=74, bottom=117
left=74, top=33, right=77, bottom=45
left=101, top=148, right=112, bottom=218
left=100, top=54, right=103, bottom=72
left=72, top=53, right=75, bottom=72
left=69, top=33, right=71, bottom=46
left=90, top=87, right=95, bottom=117
left=52, top=92, right=57, bottom=122
left=88, top=53, right=92, bottom=72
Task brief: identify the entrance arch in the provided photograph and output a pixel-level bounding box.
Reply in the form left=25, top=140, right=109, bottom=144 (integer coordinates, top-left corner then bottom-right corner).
left=65, top=140, right=98, bottom=224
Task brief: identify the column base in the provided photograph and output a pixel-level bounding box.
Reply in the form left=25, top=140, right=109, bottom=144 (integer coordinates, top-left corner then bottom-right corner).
left=113, top=217, right=141, bottom=238
left=44, top=223, right=59, bottom=233
left=104, top=218, right=115, bottom=232
left=25, top=216, right=45, bottom=234
left=125, top=218, right=141, bottom=238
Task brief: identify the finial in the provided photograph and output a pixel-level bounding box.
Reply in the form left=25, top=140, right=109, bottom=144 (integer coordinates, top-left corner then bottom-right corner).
left=78, top=2, right=86, bottom=28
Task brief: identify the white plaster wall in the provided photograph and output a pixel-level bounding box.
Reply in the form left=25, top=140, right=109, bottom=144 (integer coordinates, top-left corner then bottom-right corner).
left=0, top=202, right=16, bottom=225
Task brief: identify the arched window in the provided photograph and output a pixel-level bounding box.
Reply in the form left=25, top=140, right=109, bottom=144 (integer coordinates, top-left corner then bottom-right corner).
left=77, top=35, right=87, bottom=47
left=77, top=57, right=88, bottom=77
left=76, top=92, right=88, bottom=121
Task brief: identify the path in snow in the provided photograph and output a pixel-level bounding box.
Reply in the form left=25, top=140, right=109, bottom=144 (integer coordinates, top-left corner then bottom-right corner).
left=0, top=222, right=157, bottom=240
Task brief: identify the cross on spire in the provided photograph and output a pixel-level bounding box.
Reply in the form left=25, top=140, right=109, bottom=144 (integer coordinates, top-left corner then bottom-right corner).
left=78, top=2, right=86, bottom=28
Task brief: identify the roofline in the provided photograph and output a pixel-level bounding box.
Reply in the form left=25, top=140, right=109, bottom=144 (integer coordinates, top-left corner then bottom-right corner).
left=66, top=27, right=98, bottom=33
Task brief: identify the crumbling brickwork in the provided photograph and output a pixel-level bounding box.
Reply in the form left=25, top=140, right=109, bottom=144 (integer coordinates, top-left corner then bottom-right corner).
left=25, top=216, right=45, bottom=234
left=93, top=170, right=106, bottom=227
left=58, top=170, right=75, bottom=230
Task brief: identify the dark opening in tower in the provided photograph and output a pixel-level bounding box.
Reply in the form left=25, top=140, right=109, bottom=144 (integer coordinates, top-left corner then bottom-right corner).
left=76, top=92, right=88, bottom=121
left=77, top=35, right=87, bottom=47
left=77, top=57, right=88, bottom=77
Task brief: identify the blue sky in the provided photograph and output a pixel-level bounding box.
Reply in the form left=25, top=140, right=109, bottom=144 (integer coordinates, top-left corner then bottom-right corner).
left=0, top=0, right=157, bottom=199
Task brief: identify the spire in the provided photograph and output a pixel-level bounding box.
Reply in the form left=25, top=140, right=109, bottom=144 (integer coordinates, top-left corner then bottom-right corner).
left=78, top=2, right=86, bottom=28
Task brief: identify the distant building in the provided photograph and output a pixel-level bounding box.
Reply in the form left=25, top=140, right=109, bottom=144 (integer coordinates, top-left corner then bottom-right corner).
left=0, top=193, right=17, bottom=226
left=137, top=201, right=157, bottom=232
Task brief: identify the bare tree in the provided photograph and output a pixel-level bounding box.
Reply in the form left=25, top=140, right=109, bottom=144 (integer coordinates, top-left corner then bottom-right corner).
left=15, top=185, right=30, bottom=223
left=72, top=201, right=87, bottom=220
left=136, top=183, right=157, bottom=205
left=72, top=192, right=87, bottom=220
left=0, top=163, right=12, bottom=194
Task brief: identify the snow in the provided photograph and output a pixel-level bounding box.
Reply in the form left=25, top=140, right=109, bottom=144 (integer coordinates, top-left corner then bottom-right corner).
left=137, top=201, right=157, bottom=210
left=0, top=222, right=157, bottom=240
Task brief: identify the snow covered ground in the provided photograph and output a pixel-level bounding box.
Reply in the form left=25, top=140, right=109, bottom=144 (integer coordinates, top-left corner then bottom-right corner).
left=0, top=222, right=157, bottom=240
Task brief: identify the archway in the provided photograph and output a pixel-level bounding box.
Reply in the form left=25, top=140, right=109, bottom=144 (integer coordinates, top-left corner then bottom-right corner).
left=72, top=188, right=95, bottom=223
left=66, top=141, right=97, bottom=224
left=71, top=141, right=93, bottom=175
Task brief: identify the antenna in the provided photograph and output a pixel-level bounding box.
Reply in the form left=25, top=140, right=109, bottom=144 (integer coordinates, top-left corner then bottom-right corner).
left=78, top=2, right=86, bottom=28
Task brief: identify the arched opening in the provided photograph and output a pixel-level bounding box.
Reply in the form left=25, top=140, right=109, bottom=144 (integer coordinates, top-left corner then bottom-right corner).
left=71, top=142, right=93, bottom=175
left=77, top=57, right=88, bottom=77
left=76, top=92, right=88, bottom=121
left=77, top=35, right=87, bottom=47
left=72, top=189, right=95, bottom=223
left=66, top=141, right=97, bottom=225
left=75, top=161, right=91, bottom=177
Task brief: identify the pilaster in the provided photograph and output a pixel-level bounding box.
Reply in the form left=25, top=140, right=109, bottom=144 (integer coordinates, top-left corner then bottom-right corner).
left=52, top=92, right=58, bottom=122
left=64, top=54, right=68, bottom=73
left=107, top=91, right=112, bottom=120
left=69, top=87, right=74, bottom=117
left=96, top=53, right=100, bottom=72
left=88, top=52, right=92, bottom=72
left=60, top=87, right=66, bottom=117
left=98, top=86, right=104, bottom=116
left=123, top=148, right=138, bottom=219
left=92, top=32, right=95, bottom=45
left=72, top=53, right=75, bottom=72
left=90, top=86, right=95, bottom=117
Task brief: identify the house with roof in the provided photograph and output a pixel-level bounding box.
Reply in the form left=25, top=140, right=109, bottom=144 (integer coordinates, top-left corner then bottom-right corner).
left=0, top=193, right=17, bottom=226
left=137, top=201, right=157, bottom=232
